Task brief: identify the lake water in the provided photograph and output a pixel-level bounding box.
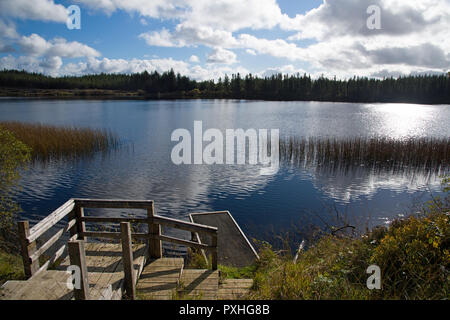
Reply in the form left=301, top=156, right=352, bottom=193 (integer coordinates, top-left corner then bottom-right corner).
left=0, top=99, right=449, bottom=245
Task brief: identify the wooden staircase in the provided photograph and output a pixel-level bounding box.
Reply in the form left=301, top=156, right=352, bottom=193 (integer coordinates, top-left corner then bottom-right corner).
left=136, top=258, right=253, bottom=300
left=1, top=199, right=256, bottom=300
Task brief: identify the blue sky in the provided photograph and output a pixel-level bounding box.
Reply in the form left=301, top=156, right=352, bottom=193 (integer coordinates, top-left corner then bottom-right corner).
left=0, top=0, right=448, bottom=80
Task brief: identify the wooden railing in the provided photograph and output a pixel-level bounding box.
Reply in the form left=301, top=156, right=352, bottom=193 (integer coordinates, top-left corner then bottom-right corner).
left=17, top=198, right=219, bottom=299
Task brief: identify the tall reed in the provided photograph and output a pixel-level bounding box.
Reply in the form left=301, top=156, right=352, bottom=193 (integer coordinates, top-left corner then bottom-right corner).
left=0, top=121, right=119, bottom=161
left=279, top=136, right=449, bottom=172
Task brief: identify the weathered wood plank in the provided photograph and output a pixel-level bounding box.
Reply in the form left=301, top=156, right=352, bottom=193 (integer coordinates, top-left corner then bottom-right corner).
left=81, top=231, right=148, bottom=240
left=68, top=240, right=90, bottom=300
left=120, top=222, right=136, bottom=300
left=147, top=204, right=162, bottom=259
left=153, top=216, right=217, bottom=235
left=30, top=219, right=76, bottom=263
left=18, top=221, right=39, bottom=278
left=33, top=243, right=67, bottom=278
left=136, top=257, right=183, bottom=300
left=81, top=216, right=147, bottom=224
left=154, top=234, right=211, bottom=250
left=28, top=199, right=75, bottom=243
left=73, top=198, right=153, bottom=209
left=75, top=205, right=86, bottom=241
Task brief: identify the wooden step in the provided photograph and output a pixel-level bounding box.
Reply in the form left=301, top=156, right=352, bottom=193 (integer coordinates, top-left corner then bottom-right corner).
left=177, top=269, right=219, bottom=300
left=0, top=271, right=73, bottom=300
left=0, top=243, right=147, bottom=300
left=136, top=258, right=184, bottom=300
left=218, top=279, right=253, bottom=300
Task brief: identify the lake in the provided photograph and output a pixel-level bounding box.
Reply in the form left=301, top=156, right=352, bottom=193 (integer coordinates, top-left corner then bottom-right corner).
left=0, top=99, right=449, bottom=246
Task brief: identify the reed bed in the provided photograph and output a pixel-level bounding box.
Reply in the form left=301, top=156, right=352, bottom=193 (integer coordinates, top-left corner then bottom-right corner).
left=0, top=121, right=119, bottom=161
left=280, top=136, right=449, bottom=172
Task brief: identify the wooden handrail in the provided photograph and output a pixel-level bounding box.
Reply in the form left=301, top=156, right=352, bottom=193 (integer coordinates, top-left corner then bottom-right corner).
left=80, top=215, right=218, bottom=235
left=27, top=199, right=75, bottom=243
left=73, top=199, right=154, bottom=209
left=80, top=231, right=214, bottom=250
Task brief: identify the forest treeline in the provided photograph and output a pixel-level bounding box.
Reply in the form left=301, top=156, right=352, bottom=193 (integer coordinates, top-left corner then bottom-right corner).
left=1, top=69, right=449, bottom=104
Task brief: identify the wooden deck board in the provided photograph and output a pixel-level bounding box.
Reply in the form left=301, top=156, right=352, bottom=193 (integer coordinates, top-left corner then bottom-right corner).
left=136, top=258, right=183, bottom=300
left=178, top=269, right=219, bottom=300
left=218, top=279, right=253, bottom=300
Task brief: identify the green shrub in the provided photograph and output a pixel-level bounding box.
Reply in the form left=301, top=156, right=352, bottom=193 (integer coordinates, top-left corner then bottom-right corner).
left=249, top=207, right=449, bottom=299
left=0, top=250, right=25, bottom=286
left=0, top=127, right=31, bottom=252
left=370, top=212, right=449, bottom=299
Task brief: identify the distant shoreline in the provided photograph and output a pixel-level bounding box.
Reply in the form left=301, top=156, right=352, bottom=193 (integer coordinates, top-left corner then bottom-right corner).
left=0, top=87, right=448, bottom=105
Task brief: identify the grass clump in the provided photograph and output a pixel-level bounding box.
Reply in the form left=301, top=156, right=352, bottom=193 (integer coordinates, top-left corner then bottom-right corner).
left=0, top=121, right=119, bottom=161
left=0, top=250, right=25, bottom=286
left=218, top=264, right=257, bottom=281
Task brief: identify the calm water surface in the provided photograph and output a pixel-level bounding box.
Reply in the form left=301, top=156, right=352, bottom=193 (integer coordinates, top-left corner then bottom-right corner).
left=0, top=99, right=448, bottom=243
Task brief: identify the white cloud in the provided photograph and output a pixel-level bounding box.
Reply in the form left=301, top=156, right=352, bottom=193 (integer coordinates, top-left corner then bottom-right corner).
left=206, top=48, right=237, bottom=64
left=0, top=0, right=68, bottom=23
left=258, top=65, right=307, bottom=78
left=18, top=34, right=101, bottom=58
left=0, top=19, right=18, bottom=39
left=135, top=0, right=450, bottom=78
left=76, top=0, right=284, bottom=31
left=2, top=0, right=449, bottom=79
left=39, top=56, right=63, bottom=70
left=0, top=53, right=253, bottom=81
left=189, top=55, right=199, bottom=63
left=74, top=0, right=179, bottom=18
left=138, top=28, right=182, bottom=47
left=139, top=25, right=238, bottom=48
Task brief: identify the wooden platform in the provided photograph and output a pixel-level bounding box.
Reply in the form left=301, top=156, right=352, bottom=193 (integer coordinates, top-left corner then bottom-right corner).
left=0, top=243, right=147, bottom=300
left=136, top=258, right=184, bottom=300
left=190, top=211, right=259, bottom=268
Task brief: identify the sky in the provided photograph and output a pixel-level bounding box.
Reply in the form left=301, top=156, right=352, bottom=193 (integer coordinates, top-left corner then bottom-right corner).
left=0, top=0, right=449, bottom=81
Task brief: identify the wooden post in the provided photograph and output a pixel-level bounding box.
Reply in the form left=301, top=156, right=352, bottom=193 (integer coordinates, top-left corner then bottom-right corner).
left=68, top=240, right=90, bottom=300
left=68, top=207, right=78, bottom=240
left=75, top=205, right=86, bottom=240
left=147, top=203, right=162, bottom=259
left=120, top=222, right=136, bottom=300
left=211, top=231, right=218, bottom=270
left=18, top=221, right=39, bottom=278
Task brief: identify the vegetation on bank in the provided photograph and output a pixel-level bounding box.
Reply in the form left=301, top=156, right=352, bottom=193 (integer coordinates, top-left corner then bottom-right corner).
left=0, top=127, right=31, bottom=253
left=247, top=178, right=449, bottom=300
left=0, top=122, right=119, bottom=161
left=185, top=178, right=449, bottom=300
left=1, top=69, right=449, bottom=104
left=0, top=251, right=24, bottom=286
